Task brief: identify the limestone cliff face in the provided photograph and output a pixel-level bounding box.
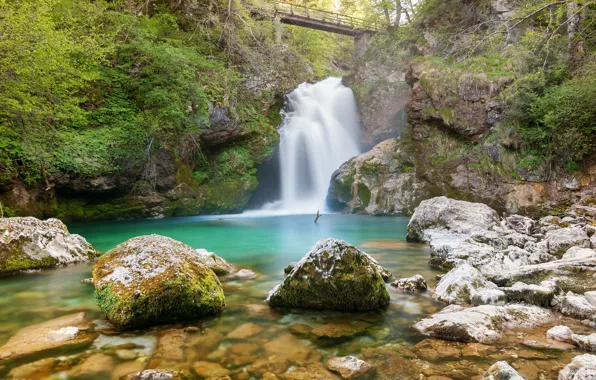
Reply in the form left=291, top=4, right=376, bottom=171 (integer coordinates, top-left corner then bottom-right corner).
left=333, top=58, right=596, bottom=216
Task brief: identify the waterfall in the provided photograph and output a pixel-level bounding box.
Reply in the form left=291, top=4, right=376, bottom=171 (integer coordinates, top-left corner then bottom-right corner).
left=255, top=77, right=362, bottom=215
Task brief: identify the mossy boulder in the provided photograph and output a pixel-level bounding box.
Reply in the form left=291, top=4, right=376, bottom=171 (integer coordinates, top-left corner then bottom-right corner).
left=0, top=217, right=98, bottom=276
left=92, top=235, right=225, bottom=329
left=266, top=238, right=391, bottom=311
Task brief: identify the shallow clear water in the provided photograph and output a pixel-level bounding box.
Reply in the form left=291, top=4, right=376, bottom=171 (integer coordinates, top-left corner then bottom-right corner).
left=0, top=215, right=582, bottom=379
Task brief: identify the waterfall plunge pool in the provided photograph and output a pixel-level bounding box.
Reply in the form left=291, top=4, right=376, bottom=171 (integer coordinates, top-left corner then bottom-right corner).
left=0, top=214, right=581, bottom=379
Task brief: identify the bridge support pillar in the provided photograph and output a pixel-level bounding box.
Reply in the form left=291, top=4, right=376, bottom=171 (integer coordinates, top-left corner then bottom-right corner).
left=274, top=16, right=282, bottom=43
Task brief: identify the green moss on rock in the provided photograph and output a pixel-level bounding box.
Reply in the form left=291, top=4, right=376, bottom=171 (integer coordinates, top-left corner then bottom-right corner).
left=266, top=238, right=390, bottom=311
left=92, top=234, right=225, bottom=329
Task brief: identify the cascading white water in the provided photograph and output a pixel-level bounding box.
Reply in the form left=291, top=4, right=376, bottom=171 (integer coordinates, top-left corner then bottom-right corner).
left=258, top=77, right=362, bottom=214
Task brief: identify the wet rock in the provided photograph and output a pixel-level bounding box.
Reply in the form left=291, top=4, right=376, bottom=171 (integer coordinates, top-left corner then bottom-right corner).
left=195, top=249, right=236, bottom=276
left=461, top=343, right=498, bottom=358
left=226, top=268, right=258, bottom=280
left=412, top=339, right=461, bottom=361
left=288, top=324, right=313, bottom=337
left=434, top=261, right=503, bottom=305
left=285, top=363, right=341, bottom=380
left=263, top=333, right=318, bottom=362
left=558, top=292, right=596, bottom=321
left=112, top=361, right=146, bottom=380
left=391, top=274, right=427, bottom=292
left=546, top=326, right=574, bottom=343
left=116, top=349, right=138, bottom=360
left=246, top=358, right=291, bottom=377
left=546, top=227, right=591, bottom=256
left=227, top=322, right=264, bottom=339
left=192, top=361, right=231, bottom=378
left=406, top=196, right=500, bottom=242
left=572, top=334, right=596, bottom=352
left=93, top=235, right=225, bottom=329
left=80, top=278, right=94, bottom=285
left=413, top=304, right=555, bottom=343
left=0, top=312, right=95, bottom=364
left=483, top=361, right=526, bottom=379
left=327, top=356, right=374, bottom=379
left=500, top=282, right=554, bottom=307
left=7, top=357, right=58, bottom=379
left=125, top=369, right=191, bottom=380
left=311, top=322, right=369, bottom=340
left=559, top=354, right=596, bottom=380
left=266, top=238, right=390, bottom=311
left=68, top=353, right=114, bottom=379
left=148, top=329, right=187, bottom=369
left=0, top=217, right=98, bottom=275
left=506, top=215, right=536, bottom=235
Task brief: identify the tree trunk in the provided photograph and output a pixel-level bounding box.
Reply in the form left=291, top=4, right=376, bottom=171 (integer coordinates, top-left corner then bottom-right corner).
left=567, top=0, right=585, bottom=76
left=394, top=0, right=402, bottom=27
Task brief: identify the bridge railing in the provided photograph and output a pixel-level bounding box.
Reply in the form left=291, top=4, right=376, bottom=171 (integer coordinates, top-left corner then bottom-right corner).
left=272, top=1, right=377, bottom=32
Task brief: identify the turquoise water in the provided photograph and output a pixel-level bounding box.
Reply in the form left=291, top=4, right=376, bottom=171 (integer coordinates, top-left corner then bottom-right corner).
left=70, top=214, right=427, bottom=276
left=0, top=214, right=578, bottom=379
left=0, top=215, right=446, bottom=378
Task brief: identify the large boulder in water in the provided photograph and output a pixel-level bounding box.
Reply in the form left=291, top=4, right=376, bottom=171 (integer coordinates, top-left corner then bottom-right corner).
left=0, top=217, right=98, bottom=275
left=266, top=238, right=390, bottom=311
left=92, top=235, right=225, bottom=329
left=406, top=196, right=500, bottom=242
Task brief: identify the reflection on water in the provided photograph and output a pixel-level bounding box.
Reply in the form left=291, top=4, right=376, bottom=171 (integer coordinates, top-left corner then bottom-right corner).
left=0, top=215, right=584, bottom=379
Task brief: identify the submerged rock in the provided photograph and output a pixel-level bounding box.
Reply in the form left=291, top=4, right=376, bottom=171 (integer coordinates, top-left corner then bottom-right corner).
left=125, top=369, right=192, bottom=380
left=266, top=238, right=390, bottom=311
left=0, top=313, right=95, bottom=364
left=92, top=234, right=225, bottom=329
left=327, top=356, right=374, bottom=379
left=195, top=249, right=236, bottom=275
left=0, top=217, right=98, bottom=275
left=391, top=274, right=427, bottom=292
left=68, top=353, right=114, bottom=379
left=413, top=304, right=555, bottom=343
left=559, top=354, right=596, bottom=380
left=406, top=196, right=500, bottom=242
left=483, top=361, right=526, bottom=379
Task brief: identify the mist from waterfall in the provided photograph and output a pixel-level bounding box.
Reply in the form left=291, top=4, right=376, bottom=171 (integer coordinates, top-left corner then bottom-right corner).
left=251, top=77, right=362, bottom=215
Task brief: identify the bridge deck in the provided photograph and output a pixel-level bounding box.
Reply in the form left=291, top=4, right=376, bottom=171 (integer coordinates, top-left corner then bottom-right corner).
left=256, top=1, right=377, bottom=36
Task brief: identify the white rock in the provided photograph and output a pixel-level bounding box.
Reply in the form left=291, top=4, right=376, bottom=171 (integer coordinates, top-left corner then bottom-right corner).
left=407, top=196, right=500, bottom=242
left=413, top=304, right=555, bottom=344
left=506, top=214, right=536, bottom=235
left=562, top=247, right=596, bottom=261
left=572, top=334, right=596, bottom=352
left=546, top=227, right=591, bottom=256
left=585, top=291, right=596, bottom=307
left=0, top=217, right=98, bottom=274
left=434, top=261, right=502, bottom=305
left=559, top=354, right=596, bottom=380
left=500, top=282, right=554, bottom=307
left=483, top=361, right=526, bottom=379
left=546, top=326, right=573, bottom=343
left=391, top=274, right=427, bottom=292
left=558, top=292, right=596, bottom=321
left=326, top=356, right=374, bottom=379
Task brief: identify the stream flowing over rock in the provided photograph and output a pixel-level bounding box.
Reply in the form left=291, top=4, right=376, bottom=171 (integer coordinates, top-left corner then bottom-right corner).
left=0, top=217, right=98, bottom=275
left=92, top=234, right=225, bottom=329
left=266, top=238, right=391, bottom=311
